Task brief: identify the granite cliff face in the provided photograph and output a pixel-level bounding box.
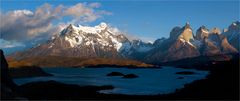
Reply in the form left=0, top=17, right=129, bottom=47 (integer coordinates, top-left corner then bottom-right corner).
left=145, top=23, right=200, bottom=63
left=223, top=21, right=240, bottom=51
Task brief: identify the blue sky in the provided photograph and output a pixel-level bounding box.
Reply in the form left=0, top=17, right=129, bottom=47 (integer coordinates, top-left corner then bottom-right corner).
left=1, top=0, right=239, bottom=39
left=0, top=0, right=239, bottom=54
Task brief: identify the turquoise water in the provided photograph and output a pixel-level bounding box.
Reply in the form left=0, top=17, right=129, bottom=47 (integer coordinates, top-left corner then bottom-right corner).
left=13, top=67, right=208, bottom=95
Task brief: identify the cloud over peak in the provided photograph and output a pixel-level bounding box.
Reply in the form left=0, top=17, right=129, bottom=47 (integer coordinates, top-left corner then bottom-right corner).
left=0, top=2, right=111, bottom=43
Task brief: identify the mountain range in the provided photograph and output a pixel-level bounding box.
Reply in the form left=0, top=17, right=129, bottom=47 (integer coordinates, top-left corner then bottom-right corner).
left=9, top=21, right=239, bottom=67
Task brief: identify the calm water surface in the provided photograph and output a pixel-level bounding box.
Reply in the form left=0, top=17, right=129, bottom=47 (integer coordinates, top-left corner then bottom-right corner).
left=14, top=67, right=208, bottom=95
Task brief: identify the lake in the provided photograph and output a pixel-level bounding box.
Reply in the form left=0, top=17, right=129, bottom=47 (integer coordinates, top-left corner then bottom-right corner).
left=13, top=67, right=209, bottom=95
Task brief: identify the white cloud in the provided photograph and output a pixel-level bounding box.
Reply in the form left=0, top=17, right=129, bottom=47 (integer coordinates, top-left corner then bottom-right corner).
left=88, top=2, right=101, bottom=8
left=13, top=10, right=34, bottom=16
left=0, top=2, right=111, bottom=42
left=0, top=39, right=25, bottom=48
left=64, top=3, right=111, bottom=24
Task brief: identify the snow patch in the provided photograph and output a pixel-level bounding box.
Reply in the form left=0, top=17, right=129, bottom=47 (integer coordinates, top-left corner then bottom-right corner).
left=201, top=29, right=209, bottom=34
left=65, top=35, right=82, bottom=47
left=86, top=41, right=91, bottom=46
left=110, top=36, right=122, bottom=51
left=233, top=23, right=237, bottom=26
left=51, top=36, right=55, bottom=40
left=77, top=22, right=107, bottom=34
left=179, top=38, right=197, bottom=49
left=179, top=38, right=186, bottom=43
left=147, top=41, right=153, bottom=44
left=48, top=43, right=55, bottom=48
left=187, top=41, right=196, bottom=48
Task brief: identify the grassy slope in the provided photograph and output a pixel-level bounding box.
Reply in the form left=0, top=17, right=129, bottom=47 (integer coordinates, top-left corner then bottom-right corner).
left=7, top=56, right=154, bottom=68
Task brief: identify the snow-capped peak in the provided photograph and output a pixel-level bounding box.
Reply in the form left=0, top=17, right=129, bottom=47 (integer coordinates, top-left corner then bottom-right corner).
left=76, top=22, right=108, bottom=34
left=97, top=22, right=107, bottom=29
left=60, top=23, right=109, bottom=48
left=58, top=22, right=134, bottom=53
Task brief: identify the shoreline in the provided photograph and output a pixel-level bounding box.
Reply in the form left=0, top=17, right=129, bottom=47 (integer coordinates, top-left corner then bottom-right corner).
left=11, top=54, right=239, bottom=100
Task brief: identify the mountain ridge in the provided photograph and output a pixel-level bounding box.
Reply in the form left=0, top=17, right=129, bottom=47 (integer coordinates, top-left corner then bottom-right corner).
left=8, top=21, right=239, bottom=67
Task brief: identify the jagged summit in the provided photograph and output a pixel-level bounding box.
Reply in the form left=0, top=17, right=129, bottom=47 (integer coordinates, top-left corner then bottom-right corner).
left=60, top=22, right=129, bottom=51
left=169, top=26, right=182, bottom=39
left=223, top=21, right=240, bottom=51
left=184, top=22, right=191, bottom=29
left=210, top=28, right=221, bottom=34
left=178, top=22, right=194, bottom=42
left=62, top=22, right=108, bottom=36
left=145, top=22, right=238, bottom=63
left=169, top=22, right=194, bottom=42
left=196, top=25, right=209, bottom=40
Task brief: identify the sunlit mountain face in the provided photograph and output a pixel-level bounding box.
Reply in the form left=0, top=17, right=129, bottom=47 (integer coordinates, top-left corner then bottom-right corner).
left=8, top=21, right=239, bottom=67
left=1, top=1, right=239, bottom=100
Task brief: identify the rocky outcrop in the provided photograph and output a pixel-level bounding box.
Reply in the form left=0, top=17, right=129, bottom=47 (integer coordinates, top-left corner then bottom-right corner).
left=196, top=26, right=209, bottom=41
left=199, top=37, right=221, bottom=55
left=146, top=23, right=200, bottom=63
left=106, top=72, right=139, bottom=78
left=122, top=74, right=139, bottom=78
left=223, top=21, right=240, bottom=51
left=198, top=28, right=238, bottom=56
left=106, top=72, right=124, bottom=76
